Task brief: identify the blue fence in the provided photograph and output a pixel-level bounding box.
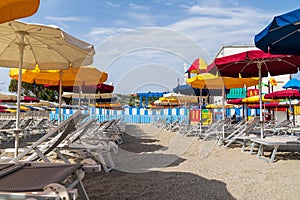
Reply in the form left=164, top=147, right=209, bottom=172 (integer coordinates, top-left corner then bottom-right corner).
left=50, top=107, right=189, bottom=124
left=50, top=106, right=258, bottom=124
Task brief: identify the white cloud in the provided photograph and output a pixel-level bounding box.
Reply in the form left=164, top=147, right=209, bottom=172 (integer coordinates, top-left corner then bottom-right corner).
left=128, top=3, right=149, bottom=11
left=168, top=5, right=276, bottom=57
left=45, top=16, right=86, bottom=29
left=106, top=2, right=120, bottom=7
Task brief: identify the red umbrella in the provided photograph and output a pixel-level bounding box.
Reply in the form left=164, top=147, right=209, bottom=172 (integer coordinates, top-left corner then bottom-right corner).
left=227, top=98, right=244, bottom=104
left=264, top=89, right=300, bottom=99
left=22, top=96, right=39, bottom=102
left=211, top=49, right=300, bottom=138
left=44, top=83, right=114, bottom=94
left=248, top=102, right=289, bottom=109
left=186, top=58, right=207, bottom=74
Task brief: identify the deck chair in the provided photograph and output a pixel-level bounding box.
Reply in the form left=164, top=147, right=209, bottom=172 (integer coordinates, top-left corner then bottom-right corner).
left=58, top=120, right=118, bottom=173
left=264, top=119, right=292, bottom=135
left=223, top=117, right=260, bottom=148
left=11, top=111, right=88, bottom=163
left=0, top=162, right=89, bottom=200
left=201, top=120, right=225, bottom=140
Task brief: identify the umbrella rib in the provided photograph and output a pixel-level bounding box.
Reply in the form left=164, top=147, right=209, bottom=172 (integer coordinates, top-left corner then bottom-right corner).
left=271, top=30, right=298, bottom=46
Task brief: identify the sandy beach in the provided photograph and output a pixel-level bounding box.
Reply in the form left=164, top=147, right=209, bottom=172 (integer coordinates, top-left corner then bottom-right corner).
left=83, top=124, right=300, bottom=200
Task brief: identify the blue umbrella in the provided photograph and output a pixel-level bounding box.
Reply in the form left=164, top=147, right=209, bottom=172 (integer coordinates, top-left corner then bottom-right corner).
left=255, top=8, right=300, bottom=55
left=282, top=78, right=300, bottom=89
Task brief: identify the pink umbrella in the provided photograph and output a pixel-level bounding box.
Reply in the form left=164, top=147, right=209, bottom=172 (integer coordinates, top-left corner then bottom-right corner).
left=264, top=89, right=300, bottom=99
left=211, top=49, right=300, bottom=138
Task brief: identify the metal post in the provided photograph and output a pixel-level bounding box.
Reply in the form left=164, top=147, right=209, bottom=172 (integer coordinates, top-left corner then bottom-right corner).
left=15, top=32, right=25, bottom=157
left=58, top=71, right=62, bottom=123
left=258, top=62, right=264, bottom=139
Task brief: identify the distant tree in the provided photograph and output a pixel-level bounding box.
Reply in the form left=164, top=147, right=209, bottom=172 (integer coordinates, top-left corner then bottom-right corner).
left=8, top=79, right=59, bottom=102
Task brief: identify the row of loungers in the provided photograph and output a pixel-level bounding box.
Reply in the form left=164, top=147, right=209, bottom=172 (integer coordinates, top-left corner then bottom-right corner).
left=0, top=111, right=126, bottom=199
left=154, top=116, right=300, bottom=163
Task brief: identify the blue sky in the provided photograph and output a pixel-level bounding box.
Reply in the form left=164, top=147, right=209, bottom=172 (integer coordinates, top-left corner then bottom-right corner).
left=0, top=0, right=299, bottom=94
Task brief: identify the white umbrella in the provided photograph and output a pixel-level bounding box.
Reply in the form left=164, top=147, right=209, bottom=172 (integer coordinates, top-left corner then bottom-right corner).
left=0, top=21, right=95, bottom=157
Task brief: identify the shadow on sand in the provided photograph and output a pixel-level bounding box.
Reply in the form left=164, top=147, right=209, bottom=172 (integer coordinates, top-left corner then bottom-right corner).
left=84, top=170, right=235, bottom=200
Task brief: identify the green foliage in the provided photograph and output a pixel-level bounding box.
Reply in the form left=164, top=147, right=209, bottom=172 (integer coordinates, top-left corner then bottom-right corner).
left=8, top=79, right=59, bottom=102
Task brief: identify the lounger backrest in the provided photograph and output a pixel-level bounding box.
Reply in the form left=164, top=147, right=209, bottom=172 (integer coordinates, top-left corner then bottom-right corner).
left=12, top=111, right=87, bottom=163
left=43, top=112, right=88, bottom=156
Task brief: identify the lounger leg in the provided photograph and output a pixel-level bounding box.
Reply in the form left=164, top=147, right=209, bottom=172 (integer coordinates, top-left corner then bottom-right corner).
left=55, top=149, right=70, bottom=163
left=269, top=145, right=279, bottom=163
left=257, top=144, right=263, bottom=159
left=249, top=142, right=256, bottom=155
left=96, top=152, right=115, bottom=173
left=75, top=174, right=89, bottom=200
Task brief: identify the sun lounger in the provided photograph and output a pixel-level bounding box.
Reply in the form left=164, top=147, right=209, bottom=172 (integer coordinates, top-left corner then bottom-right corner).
left=223, top=117, right=260, bottom=148
left=58, top=119, right=118, bottom=173
left=249, top=135, right=300, bottom=163
left=0, top=162, right=89, bottom=199
left=11, top=111, right=88, bottom=163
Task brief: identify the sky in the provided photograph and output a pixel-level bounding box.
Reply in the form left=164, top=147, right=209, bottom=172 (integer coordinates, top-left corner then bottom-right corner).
left=0, top=0, right=299, bottom=94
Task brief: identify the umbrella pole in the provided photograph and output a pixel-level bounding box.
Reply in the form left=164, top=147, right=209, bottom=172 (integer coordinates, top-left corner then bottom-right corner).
left=79, top=85, right=82, bottom=109
left=222, top=86, right=225, bottom=139
left=199, top=89, right=202, bottom=137
left=15, top=33, right=25, bottom=157
left=258, top=63, right=264, bottom=139
left=58, top=71, right=62, bottom=124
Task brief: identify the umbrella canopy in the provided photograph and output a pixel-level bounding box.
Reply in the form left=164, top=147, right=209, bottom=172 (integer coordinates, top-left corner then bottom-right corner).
left=255, top=8, right=300, bottom=55
left=212, top=50, right=300, bottom=78
left=10, top=66, right=107, bottom=86
left=10, top=66, right=107, bottom=121
left=227, top=98, right=244, bottom=104
left=242, top=95, right=279, bottom=104
left=0, top=92, right=17, bottom=101
left=186, top=58, right=207, bottom=74
left=248, top=102, right=289, bottom=109
left=264, top=89, right=300, bottom=99
left=187, top=73, right=259, bottom=89
left=0, top=0, right=40, bottom=23
left=44, top=83, right=114, bottom=94
left=0, top=21, right=95, bottom=157
left=204, top=103, right=233, bottom=109
left=211, top=49, right=300, bottom=138
left=282, top=78, right=300, bottom=89
left=0, top=21, right=94, bottom=70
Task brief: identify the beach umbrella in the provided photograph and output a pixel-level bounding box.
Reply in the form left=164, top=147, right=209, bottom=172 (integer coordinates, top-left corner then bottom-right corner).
left=241, top=95, right=279, bottom=104
left=0, top=0, right=40, bottom=23
left=282, top=78, right=300, bottom=89
left=265, top=89, right=300, bottom=125
left=187, top=73, right=258, bottom=135
left=10, top=66, right=107, bottom=122
left=0, top=92, right=17, bottom=101
left=211, top=49, right=300, bottom=138
left=186, top=58, right=208, bottom=74
left=0, top=21, right=95, bottom=157
left=44, top=83, right=114, bottom=94
left=227, top=98, right=244, bottom=105
left=247, top=102, right=289, bottom=109
left=255, top=8, right=300, bottom=55
left=264, top=89, right=300, bottom=99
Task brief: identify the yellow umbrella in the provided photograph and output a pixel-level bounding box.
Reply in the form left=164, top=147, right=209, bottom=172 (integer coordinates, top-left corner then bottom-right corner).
left=10, top=66, right=108, bottom=122
left=187, top=73, right=259, bottom=133
left=0, top=0, right=40, bottom=23
left=242, top=95, right=279, bottom=104
left=10, top=66, right=108, bottom=86
left=205, top=104, right=233, bottom=109
left=187, top=73, right=259, bottom=89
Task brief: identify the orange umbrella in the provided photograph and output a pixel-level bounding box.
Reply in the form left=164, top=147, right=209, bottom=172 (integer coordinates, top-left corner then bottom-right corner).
left=10, top=66, right=108, bottom=122
left=0, top=0, right=40, bottom=23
